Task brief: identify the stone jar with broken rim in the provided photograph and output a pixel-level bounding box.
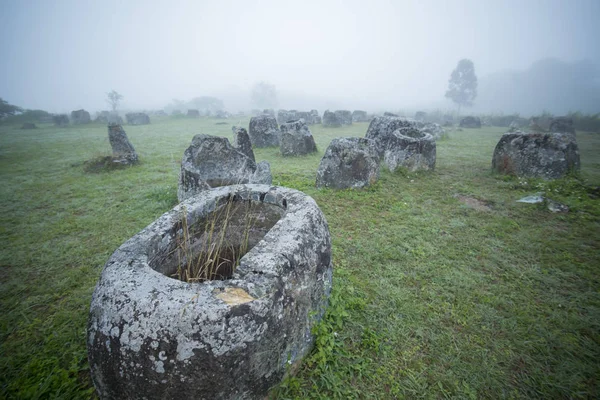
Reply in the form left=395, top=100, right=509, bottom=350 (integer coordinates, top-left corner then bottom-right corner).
left=87, top=184, right=333, bottom=400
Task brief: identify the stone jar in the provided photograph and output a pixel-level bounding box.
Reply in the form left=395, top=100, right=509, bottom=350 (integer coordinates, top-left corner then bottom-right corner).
left=88, top=185, right=333, bottom=400
left=279, top=119, right=318, bottom=156
left=492, top=131, right=580, bottom=179
left=382, top=128, right=436, bottom=172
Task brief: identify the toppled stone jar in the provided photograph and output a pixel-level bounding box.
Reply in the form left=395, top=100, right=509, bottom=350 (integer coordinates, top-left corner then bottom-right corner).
left=87, top=185, right=333, bottom=400
left=492, top=131, right=580, bottom=179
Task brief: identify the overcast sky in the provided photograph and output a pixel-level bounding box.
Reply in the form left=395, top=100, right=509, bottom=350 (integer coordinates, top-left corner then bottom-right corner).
left=1, top=0, right=599, bottom=113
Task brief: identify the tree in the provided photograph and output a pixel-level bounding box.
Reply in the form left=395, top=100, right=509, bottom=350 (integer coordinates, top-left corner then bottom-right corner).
left=0, top=98, right=22, bottom=120
left=445, top=59, right=477, bottom=114
left=106, top=90, right=124, bottom=112
left=251, top=81, right=278, bottom=109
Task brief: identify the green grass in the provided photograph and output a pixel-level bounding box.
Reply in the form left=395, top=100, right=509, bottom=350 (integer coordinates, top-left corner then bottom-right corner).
left=1, top=118, right=599, bottom=399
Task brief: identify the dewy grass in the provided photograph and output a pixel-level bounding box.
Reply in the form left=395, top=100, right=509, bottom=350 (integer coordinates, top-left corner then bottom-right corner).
left=175, top=197, right=258, bottom=283
left=0, top=117, right=599, bottom=398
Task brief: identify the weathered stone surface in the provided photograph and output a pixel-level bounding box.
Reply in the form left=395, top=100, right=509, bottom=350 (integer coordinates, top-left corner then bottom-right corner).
left=21, top=122, right=37, bottom=129
left=248, top=115, right=280, bottom=147
left=126, top=112, right=151, bottom=125
left=416, top=122, right=446, bottom=140
left=316, top=137, right=380, bottom=189
left=279, top=120, right=318, bottom=157
left=492, top=131, right=580, bottom=179
left=108, top=124, right=138, bottom=165
left=263, top=109, right=275, bottom=117
left=459, top=116, right=481, bottom=128
left=365, top=115, right=417, bottom=155
left=253, top=161, right=272, bottom=185
left=322, top=110, right=341, bottom=127
left=232, top=126, right=255, bottom=162
left=383, top=112, right=399, bottom=117
left=88, top=184, right=332, bottom=400
left=365, top=116, right=436, bottom=171
left=187, top=109, right=200, bottom=118
left=549, top=116, right=575, bottom=134
left=277, top=109, right=295, bottom=125
left=334, top=110, right=352, bottom=125
left=177, top=135, right=271, bottom=201
left=71, top=109, right=91, bottom=124
left=414, top=111, right=427, bottom=121
left=53, top=114, right=69, bottom=127
left=352, top=110, right=369, bottom=122
left=295, top=111, right=310, bottom=124
left=381, top=127, right=436, bottom=172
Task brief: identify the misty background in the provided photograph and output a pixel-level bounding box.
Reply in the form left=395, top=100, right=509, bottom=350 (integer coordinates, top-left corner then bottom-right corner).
left=1, top=0, right=599, bottom=115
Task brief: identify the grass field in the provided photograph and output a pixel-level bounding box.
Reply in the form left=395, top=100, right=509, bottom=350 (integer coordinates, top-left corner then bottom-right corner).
left=1, top=117, right=599, bottom=399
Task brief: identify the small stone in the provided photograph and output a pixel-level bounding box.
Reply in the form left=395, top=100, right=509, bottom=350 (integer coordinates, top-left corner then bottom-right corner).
left=21, top=122, right=37, bottom=129
left=108, top=124, right=138, bottom=165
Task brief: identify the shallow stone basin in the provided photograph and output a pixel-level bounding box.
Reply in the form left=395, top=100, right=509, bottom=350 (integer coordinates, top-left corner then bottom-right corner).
left=87, top=185, right=333, bottom=399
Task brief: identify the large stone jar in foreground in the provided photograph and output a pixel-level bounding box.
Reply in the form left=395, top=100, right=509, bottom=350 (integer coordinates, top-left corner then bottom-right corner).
left=88, top=185, right=333, bottom=400
left=492, top=131, right=580, bottom=179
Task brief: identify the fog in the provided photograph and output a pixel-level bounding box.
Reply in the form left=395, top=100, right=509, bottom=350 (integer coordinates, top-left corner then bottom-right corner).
left=1, top=0, right=599, bottom=115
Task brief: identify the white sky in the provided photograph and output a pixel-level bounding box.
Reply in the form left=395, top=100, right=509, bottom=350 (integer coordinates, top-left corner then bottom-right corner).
left=1, top=0, right=599, bottom=112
